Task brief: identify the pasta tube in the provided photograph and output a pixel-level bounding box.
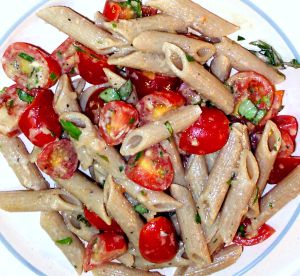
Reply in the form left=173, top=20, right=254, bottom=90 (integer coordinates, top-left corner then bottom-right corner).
left=210, top=54, right=231, bottom=82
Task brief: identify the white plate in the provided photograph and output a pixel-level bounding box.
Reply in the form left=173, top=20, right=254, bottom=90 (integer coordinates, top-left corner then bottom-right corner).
left=0, top=1, right=300, bottom=275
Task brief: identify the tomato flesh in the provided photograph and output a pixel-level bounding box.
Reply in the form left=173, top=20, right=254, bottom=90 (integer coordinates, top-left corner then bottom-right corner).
left=179, top=107, right=230, bottom=155
left=277, top=130, right=295, bottom=158
left=139, top=217, right=178, bottom=263
left=272, top=115, right=298, bottom=141
left=103, top=1, right=137, bottom=21
left=84, top=88, right=105, bottom=125
left=142, top=6, right=158, bottom=16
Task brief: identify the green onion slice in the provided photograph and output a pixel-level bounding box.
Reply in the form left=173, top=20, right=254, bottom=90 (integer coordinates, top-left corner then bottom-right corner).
left=18, top=52, right=35, bottom=62
left=118, top=80, right=133, bottom=100
left=56, top=237, right=73, bottom=245
left=99, top=88, right=121, bottom=102
left=17, top=88, right=35, bottom=103
left=164, top=121, right=174, bottom=136
left=60, top=120, right=82, bottom=140
left=134, top=204, right=149, bottom=214
left=238, top=99, right=258, bottom=120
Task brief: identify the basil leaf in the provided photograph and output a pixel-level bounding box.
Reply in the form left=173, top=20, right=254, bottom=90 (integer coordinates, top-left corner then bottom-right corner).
left=17, top=88, right=35, bottom=103
left=134, top=204, right=149, bottom=214
left=238, top=99, right=258, bottom=120
left=18, top=52, right=35, bottom=62
left=99, top=88, right=121, bottom=102
left=56, top=237, right=73, bottom=245
left=186, top=54, right=195, bottom=62
left=164, top=121, right=174, bottom=136
left=118, top=80, right=133, bottom=100
left=60, top=120, right=82, bottom=140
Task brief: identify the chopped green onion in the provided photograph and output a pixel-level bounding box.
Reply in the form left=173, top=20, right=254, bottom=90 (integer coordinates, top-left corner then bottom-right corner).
left=238, top=99, right=258, bottom=120
left=98, top=154, right=109, bottom=162
left=60, top=120, right=82, bottom=140
left=237, top=35, right=246, bottom=41
left=18, top=52, right=35, bottom=62
left=237, top=225, right=246, bottom=237
left=252, top=109, right=266, bottom=125
left=56, top=237, right=73, bottom=245
left=186, top=54, right=195, bottom=62
left=134, top=204, right=149, bottom=214
left=99, top=88, right=121, bottom=102
left=17, top=88, right=34, bottom=103
left=118, top=80, right=133, bottom=100
left=164, top=121, right=174, bottom=136
left=49, top=72, right=57, bottom=81
left=195, top=213, right=201, bottom=224
left=77, top=214, right=91, bottom=227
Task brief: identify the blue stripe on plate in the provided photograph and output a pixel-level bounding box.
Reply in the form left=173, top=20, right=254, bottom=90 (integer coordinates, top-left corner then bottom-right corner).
left=0, top=0, right=299, bottom=275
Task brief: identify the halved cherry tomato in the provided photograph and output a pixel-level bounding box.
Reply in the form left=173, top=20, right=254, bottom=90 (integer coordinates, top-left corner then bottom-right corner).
left=37, top=139, right=78, bottom=179
left=51, top=37, right=79, bottom=76
left=76, top=44, right=116, bottom=85
left=127, top=69, right=181, bottom=98
left=233, top=219, right=275, bottom=246
left=18, top=89, right=62, bottom=147
left=103, top=0, right=140, bottom=21
left=0, top=85, right=29, bottom=136
left=103, top=1, right=122, bottom=21
left=272, top=115, right=298, bottom=141
left=268, top=157, right=300, bottom=184
left=277, top=130, right=294, bottom=158
left=142, top=5, right=158, bottom=16
left=99, top=101, right=139, bottom=146
left=2, top=42, right=61, bottom=89
left=83, top=232, right=127, bottom=272
left=139, top=217, right=178, bottom=263
left=179, top=107, right=230, bottom=155
left=125, top=145, right=174, bottom=191
left=136, top=91, right=185, bottom=124
left=84, top=207, right=123, bottom=234
left=84, top=88, right=105, bottom=125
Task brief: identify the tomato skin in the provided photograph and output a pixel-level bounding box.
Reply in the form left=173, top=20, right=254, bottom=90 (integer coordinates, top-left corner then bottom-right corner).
left=84, top=207, right=124, bottom=234
left=2, top=42, right=61, bottom=89
left=125, top=145, right=174, bottom=191
left=136, top=91, right=185, bottom=124
left=272, top=115, right=298, bottom=141
left=18, top=89, right=62, bottom=147
left=128, top=69, right=181, bottom=98
left=179, top=107, right=230, bottom=155
left=268, top=157, right=300, bottom=184
left=277, top=130, right=295, bottom=158
left=103, top=1, right=122, bottom=21
left=142, top=6, right=158, bottom=16
left=99, top=101, right=139, bottom=146
left=84, top=88, right=105, bottom=125
left=139, top=217, right=178, bottom=263
left=83, top=232, right=127, bottom=272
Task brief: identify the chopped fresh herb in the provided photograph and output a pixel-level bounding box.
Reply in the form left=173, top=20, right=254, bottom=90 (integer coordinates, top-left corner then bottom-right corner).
left=186, top=54, right=195, bottom=62
left=18, top=52, right=35, bottom=62
left=237, top=35, right=246, bottom=41
left=227, top=173, right=236, bottom=186
left=73, top=45, right=85, bottom=53
left=98, top=154, right=109, bottom=162
left=164, top=121, right=174, bottom=136
left=140, top=190, right=147, bottom=196
left=253, top=186, right=259, bottom=204
left=112, top=22, right=117, bottom=28
left=159, top=151, right=163, bottom=157
left=118, top=80, right=133, bottom=100
left=119, top=165, right=124, bottom=172
left=134, top=204, right=149, bottom=214
left=7, top=99, right=14, bottom=108
left=70, top=67, right=76, bottom=75
left=135, top=151, right=143, bottom=162
left=17, top=88, right=35, bottom=103
left=269, top=202, right=274, bottom=209
left=252, top=109, right=266, bottom=125
left=262, top=96, right=271, bottom=107
left=99, top=88, right=120, bottom=102
left=213, top=238, right=218, bottom=244
left=195, top=213, right=201, bottom=224
left=77, top=214, right=91, bottom=227
left=237, top=225, right=246, bottom=237
left=56, top=51, right=63, bottom=59
left=0, top=87, right=7, bottom=95
left=60, top=120, right=82, bottom=140
left=284, top=59, right=300, bottom=69
left=49, top=72, right=57, bottom=81
left=238, top=99, right=258, bottom=120
left=129, top=117, right=135, bottom=125
left=56, top=237, right=73, bottom=245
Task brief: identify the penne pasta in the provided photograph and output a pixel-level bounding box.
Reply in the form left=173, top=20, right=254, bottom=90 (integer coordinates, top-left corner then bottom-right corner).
left=120, top=105, right=201, bottom=156
left=208, top=233, right=224, bottom=255
left=216, top=37, right=285, bottom=84
left=133, top=31, right=215, bottom=64
left=40, top=211, right=85, bottom=274
left=205, top=151, right=219, bottom=173
left=210, top=54, right=231, bottom=82
left=163, top=42, right=234, bottom=114
left=147, top=0, right=239, bottom=38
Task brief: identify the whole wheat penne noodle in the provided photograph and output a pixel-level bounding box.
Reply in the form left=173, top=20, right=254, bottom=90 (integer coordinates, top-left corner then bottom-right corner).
left=133, top=31, right=215, bottom=64
left=37, top=6, right=127, bottom=54
left=161, top=139, right=186, bottom=186
left=147, top=0, right=239, bottom=38
left=205, top=151, right=219, bottom=173
left=210, top=54, right=231, bottom=82
left=54, top=74, right=80, bottom=115
left=102, top=14, right=188, bottom=42
left=40, top=211, right=85, bottom=274
left=0, top=189, right=82, bottom=213
left=248, top=121, right=281, bottom=218
left=250, top=165, right=300, bottom=232
left=200, top=123, right=244, bottom=225
left=120, top=105, right=201, bottom=156
left=92, top=263, right=162, bottom=276
left=216, top=37, right=285, bottom=84
left=108, top=51, right=175, bottom=76
left=175, top=244, right=243, bottom=276
left=218, top=150, right=259, bottom=244
left=55, top=171, right=111, bottom=225
left=117, top=252, right=135, bottom=268
left=29, top=146, right=42, bottom=163
left=170, top=184, right=211, bottom=266
left=208, top=233, right=224, bottom=255
left=103, top=175, right=144, bottom=251
left=0, top=135, right=48, bottom=190
left=163, top=42, right=234, bottom=114
left=72, top=78, right=86, bottom=95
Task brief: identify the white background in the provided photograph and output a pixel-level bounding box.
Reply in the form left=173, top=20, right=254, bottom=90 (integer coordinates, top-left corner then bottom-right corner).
left=0, top=1, right=299, bottom=275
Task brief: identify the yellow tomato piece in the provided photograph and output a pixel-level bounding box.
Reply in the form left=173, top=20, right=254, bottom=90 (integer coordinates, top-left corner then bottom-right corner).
left=153, top=105, right=169, bottom=119
left=19, top=58, right=32, bottom=75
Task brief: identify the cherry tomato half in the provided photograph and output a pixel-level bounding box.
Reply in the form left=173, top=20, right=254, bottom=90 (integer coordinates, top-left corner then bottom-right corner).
left=18, top=89, right=62, bottom=147
left=139, top=217, right=178, bottom=263
left=103, top=1, right=137, bottom=21
left=125, top=144, right=174, bottom=191
left=142, top=6, right=158, bottom=16
left=2, top=42, right=61, bottom=89
left=99, top=101, right=139, bottom=146
left=277, top=130, right=295, bottom=158
left=84, top=88, right=105, bottom=125
left=272, top=115, right=298, bottom=141
left=179, top=107, right=230, bottom=155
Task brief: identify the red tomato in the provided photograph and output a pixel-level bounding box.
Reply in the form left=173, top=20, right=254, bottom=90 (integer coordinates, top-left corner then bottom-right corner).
left=139, top=217, right=178, bottom=263
left=18, top=89, right=62, bottom=147
left=2, top=42, right=61, bottom=89
left=268, top=157, right=300, bottom=184
left=99, top=101, right=139, bottom=146
left=37, top=139, right=78, bottom=179
left=125, top=145, right=174, bottom=191
left=272, top=115, right=298, bottom=141
left=76, top=44, right=116, bottom=85
left=136, top=91, right=185, bottom=124
left=233, top=219, right=275, bottom=246
left=277, top=130, right=295, bottom=158
left=179, top=107, right=230, bottom=155
left=51, top=37, right=79, bottom=76
left=84, top=88, right=105, bottom=125
left=83, top=232, right=127, bottom=272
left=84, top=207, right=123, bottom=234
left=103, top=1, right=122, bottom=21
left=128, top=69, right=181, bottom=98
left=0, top=85, right=29, bottom=136
left=142, top=6, right=158, bottom=16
